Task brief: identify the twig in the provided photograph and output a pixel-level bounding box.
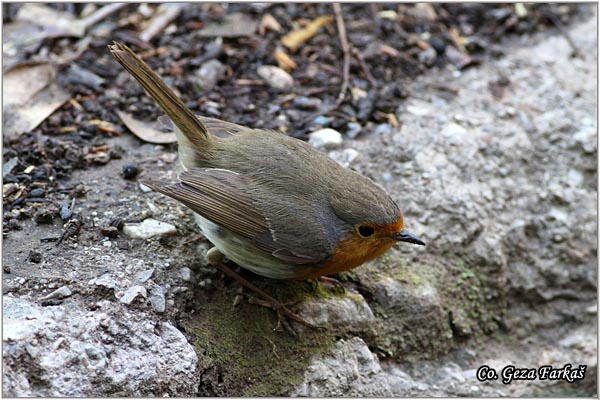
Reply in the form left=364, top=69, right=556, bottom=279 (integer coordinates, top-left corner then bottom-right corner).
left=352, top=46, right=378, bottom=88
left=265, top=337, right=280, bottom=360
left=81, top=3, right=128, bottom=30
left=333, top=3, right=351, bottom=106
left=541, top=9, right=581, bottom=58
left=139, top=3, right=187, bottom=43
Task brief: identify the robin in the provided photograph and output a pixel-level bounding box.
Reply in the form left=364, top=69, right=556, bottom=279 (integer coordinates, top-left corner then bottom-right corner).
left=109, top=42, right=425, bottom=330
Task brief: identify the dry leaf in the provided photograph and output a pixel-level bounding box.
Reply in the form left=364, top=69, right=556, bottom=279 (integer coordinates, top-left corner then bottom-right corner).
left=387, top=113, right=399, bottom=128
left=259, top=13, right=282, bottom=35
left=3, top=63, right=69, bottom=139
left=281, top=15, right=333, bottom=52
left=116, top=111, right=177, bottom=144
left=4, top=4, right=125, bottom=68
left=351, top=87, right=368, bottom=101
left=449, top=28, right=466, bottom=52
left=87, top=119, right=120, bottom=135
left=378, top=10, right=398, bottom=20
left=380, top=44, right=401, bottom=58
left=3, top=183, right=26, bottom=204
left=274, top=49, right=297, bottom=71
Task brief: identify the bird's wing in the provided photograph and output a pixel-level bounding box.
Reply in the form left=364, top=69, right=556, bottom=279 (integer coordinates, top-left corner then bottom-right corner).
left=144, top=167, right=325, bottom=265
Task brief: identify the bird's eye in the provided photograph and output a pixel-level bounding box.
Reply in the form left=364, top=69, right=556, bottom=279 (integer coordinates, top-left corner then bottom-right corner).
left=357, top=225, right=375, bottom=237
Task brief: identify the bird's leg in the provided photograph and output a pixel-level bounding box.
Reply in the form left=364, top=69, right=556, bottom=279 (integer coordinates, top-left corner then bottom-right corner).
left=206, top=248, right=324, bottom=333
left=318, top=275, right=346, bottom=294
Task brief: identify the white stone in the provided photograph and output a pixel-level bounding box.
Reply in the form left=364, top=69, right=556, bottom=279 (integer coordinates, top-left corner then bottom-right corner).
left=150, top=286, right=166, bottom=313
left=119, top=286, right=147, bottom=305
left=179, top=267, right=194, bottom=282
left=134, top=269, right=155, bottom=283
left=40, top=286, right=72, bottom=301
left=123, top=219, right=177, bottom=239
left=257, top=65, right=294, bottom=92
left=567, top=169, right=584, bottom=187
left=309, top=128, right=343, bottom=149
left=328, top=148, right=359, bottom=167
left=441, top=122, right=468, bottom=139
left=195, top=59, right=226, bottom=91
left=405, top=100, right=432, bottom=116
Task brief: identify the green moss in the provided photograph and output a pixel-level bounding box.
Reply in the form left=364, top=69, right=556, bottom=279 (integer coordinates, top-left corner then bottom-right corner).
left=438, top=255, right=501, bottom=338
left=394, top=266, right=424, bottom=287
left=186, top=284, right=336, bottom=396
left=279, top=280, right=342, bottom=302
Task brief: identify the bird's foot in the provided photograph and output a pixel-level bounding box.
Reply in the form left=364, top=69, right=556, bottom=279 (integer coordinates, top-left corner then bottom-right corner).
left=208, top=248, right=324, bottom=334
left=248, top=297, right=324, bottom=334
left=317, top=275, right=346, bottom=295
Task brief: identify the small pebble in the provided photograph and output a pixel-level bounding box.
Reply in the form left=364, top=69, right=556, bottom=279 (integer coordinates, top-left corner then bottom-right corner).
left=198, top=279, right=212, bottom=288
left=134, top=268, right=155, bottom=283
left=28, top=250, right=42, bottom=263
left=101, top=226, right=119, bottom=238
left=374, top=123, right=394, bottom=135
left=586, top=304, right=597, bottom=314
left=179, top=267, right=194, bottom=282
left=171, top=286, right=188, bottom=294
left=257, top=65, right=294, bottom=92
left=195, top=59, right=226, bottom=91
left=150, top=285, right=166, bottom=313
left=40, top=286, right=72, bottom=301
left=122, top=164, right=139, bottom=180
left=313, top=115, right=333, bottom=126
left=293, top=96, right=321, bottom=110
left=345, top=122, right=362, bottom=139
left=3, top=157, right=18, bottom=178
left=123, top=219, right=177, bottom=239
left=65, top=64, right=105, bottom=89
left=419, top=46, right=437, bottom=66
left=3, top=265, right=11, bottom=273
left=28, top=188, right=45, bottom=198
left=34, top=209, right=55, bottom=224
left=60, top=205, right=73, bottom=220
left=308, top=128, right=343, bottom=150
left=88, top=275, right=118, bottom=290
left=119, top=286, right=147, bottom=305
left=328, top=148, right=359, bottom=168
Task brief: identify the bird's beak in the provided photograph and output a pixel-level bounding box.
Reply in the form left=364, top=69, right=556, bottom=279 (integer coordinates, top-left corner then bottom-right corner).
left=395, top=229, right=425, bottom=246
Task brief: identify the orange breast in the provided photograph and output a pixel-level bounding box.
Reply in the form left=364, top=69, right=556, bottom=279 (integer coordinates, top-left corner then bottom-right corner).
left=299, top=235, right=395, bottom=279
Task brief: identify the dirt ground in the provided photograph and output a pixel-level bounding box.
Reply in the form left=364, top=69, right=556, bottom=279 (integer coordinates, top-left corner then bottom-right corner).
left=2, top=3, right=597, bottom=396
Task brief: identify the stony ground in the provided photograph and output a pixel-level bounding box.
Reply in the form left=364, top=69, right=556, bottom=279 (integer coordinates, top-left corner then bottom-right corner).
left=3, top=3, right=597, bottom=397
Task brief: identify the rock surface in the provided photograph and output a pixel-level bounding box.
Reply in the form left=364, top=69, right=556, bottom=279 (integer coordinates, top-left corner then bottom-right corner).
left=3, top=296, right=198, bottom=396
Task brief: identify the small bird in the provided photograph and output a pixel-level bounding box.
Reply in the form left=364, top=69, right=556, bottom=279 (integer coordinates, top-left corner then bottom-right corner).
left=109, top=42, right=425, bottom=328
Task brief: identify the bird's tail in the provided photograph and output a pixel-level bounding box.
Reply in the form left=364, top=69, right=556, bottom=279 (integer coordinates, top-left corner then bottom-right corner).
left=109, top=42, right=211, bottom=154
